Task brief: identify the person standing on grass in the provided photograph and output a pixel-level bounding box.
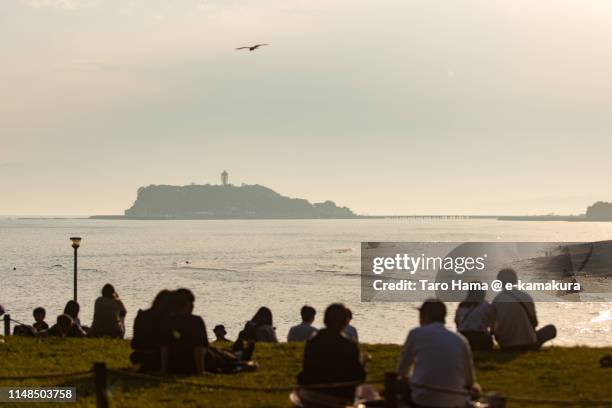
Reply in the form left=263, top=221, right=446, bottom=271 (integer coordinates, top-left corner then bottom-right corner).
left=297, top=303, right=366, bottom=402
left=161, top=288, right=209, bottom=375
left=90, top=283, right=127, bottom=338
left=398, top=299, right=479, bottom=407
left=287, top=305, right=318, bottom=342
left=492, top=268, right=557, bottom=350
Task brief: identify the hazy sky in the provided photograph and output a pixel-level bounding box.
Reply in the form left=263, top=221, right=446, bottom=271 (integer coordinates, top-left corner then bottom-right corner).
left=2, top=0, right=612, bottom=215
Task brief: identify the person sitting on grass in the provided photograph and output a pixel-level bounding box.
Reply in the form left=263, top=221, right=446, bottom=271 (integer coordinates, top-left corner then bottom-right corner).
left=455, top=285, right=494, bottom=351
left=343, top=308, right=359, bottom=343
left=398, top=299, right=480, bottom=408
left=232, top=307, right=276, bottom=360
left=64, top=300, right=89, bottom=334
left=492, top=268, right=557, bottom=350
left=234, top=306, right=278, bottom=346
left=90, top=283, right=127, bottom=339
left=287, top=305, right=318, bottom=342
left=212, top=324, right=231, bottom=346
left=47, top=314, right=86, bottom=338
left=131, top=289, right=171, bottom=371
left=33, top=307, right=49, bottom=332
left=161, top=289, right=209, bottom=375
left=297, top=303, right=366, bottom=403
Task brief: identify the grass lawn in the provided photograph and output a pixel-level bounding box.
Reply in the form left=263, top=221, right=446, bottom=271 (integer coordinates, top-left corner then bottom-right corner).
left=0, top=337, right=611, bottom=407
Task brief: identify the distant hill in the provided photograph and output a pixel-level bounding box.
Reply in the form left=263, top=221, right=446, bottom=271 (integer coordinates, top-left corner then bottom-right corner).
left=111, top=184, right=356, bottom=219
left=498, top=201, right=612, bottom=222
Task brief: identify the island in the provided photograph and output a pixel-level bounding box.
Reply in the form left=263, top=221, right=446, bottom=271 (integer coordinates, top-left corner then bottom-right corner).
left=497, top=201, right=612, bottom=222
left=92, top=181, right=356, bottom=220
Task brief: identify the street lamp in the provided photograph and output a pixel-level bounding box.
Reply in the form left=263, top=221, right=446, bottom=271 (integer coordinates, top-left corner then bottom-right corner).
left=70, top=237, right=82, bottom=302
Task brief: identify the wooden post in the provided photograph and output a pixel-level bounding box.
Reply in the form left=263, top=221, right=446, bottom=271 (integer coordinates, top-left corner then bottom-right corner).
left=384, top=371, right=398, bottom=408
left=4, top=314, right=10, bottom=336
left=94, top=362, right=109, bottom=408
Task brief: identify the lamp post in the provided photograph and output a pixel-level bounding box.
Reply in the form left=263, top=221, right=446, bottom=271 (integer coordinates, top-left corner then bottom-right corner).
left=70, top=237, right=82, bottom=302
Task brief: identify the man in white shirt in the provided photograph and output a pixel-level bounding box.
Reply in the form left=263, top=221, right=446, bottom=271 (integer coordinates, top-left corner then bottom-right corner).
left=492, top=268, right=556, bottom=350
left=287, top=305, right=318, bottom=342
left=398, top=299, right=478, bottom=408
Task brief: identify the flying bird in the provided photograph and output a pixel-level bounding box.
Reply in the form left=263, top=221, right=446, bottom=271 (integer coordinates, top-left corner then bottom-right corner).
left=236, top=44, right=269, bottom=52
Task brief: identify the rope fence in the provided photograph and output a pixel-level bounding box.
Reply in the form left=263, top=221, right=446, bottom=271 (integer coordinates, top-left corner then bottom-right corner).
left=2, top=318, right=611, bottom=407
left=0, top=370, right=93, bottom=381
left=1, top=364, right=611, bottom=407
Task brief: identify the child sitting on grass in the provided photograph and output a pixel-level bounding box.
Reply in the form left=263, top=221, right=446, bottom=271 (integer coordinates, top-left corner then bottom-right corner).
left=33, top=307, right=49, bottom=332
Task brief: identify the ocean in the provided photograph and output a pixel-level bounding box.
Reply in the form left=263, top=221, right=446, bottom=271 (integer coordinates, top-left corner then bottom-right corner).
left=0, top=217, right=610, bottom=345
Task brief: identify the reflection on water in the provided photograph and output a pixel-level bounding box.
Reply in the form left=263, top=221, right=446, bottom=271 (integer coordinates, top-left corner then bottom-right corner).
left=0, top=218, right=610, bottom=345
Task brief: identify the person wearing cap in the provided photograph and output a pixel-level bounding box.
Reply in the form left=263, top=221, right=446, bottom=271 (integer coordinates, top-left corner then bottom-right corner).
left=398, top=299, right=478, bottom=407
left=212, top=324, right=232, bottom=346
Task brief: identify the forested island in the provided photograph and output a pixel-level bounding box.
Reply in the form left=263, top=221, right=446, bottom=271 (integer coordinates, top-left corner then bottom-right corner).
left=92, top=184, right=356, bottom=219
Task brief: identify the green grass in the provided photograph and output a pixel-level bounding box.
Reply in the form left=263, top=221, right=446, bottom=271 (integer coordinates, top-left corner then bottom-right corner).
left=0, top=337, right=610, bottom=407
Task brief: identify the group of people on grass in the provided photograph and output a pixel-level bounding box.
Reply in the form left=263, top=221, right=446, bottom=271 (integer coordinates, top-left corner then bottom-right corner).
left=6, top=283, right=127, bottom=339
left=1, top=267, right=557, bottom=407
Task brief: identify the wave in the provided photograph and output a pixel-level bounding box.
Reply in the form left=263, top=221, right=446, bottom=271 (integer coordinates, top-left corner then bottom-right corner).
left=315, top=263, right=346, bottom=270
left=240, top=260, right=275, bottom=266
left=315, top=269, right=359, bottom=277
left=175, top=266, right=239, bottom=273
left=589, top=307, right=612, bottom=323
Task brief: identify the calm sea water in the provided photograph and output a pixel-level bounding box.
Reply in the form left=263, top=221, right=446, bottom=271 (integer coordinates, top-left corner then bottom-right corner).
left=0, top=218, right=610, bottom=345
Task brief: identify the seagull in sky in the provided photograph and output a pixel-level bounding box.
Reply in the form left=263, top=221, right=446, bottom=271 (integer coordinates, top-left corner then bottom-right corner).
left=236, top=44, right=269, bottom=52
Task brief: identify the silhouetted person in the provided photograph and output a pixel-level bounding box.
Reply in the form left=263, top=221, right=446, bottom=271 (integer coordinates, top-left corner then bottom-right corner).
left=212, top=325, right=231, bottom=346
left=63, top=301, right=88, bottom=336
left=398, top=299, right=479, bottom=407
left=455, top=285, right=494, bottom=350
left=297, top=303, right=366, bottom=402
left=161, top=289, right=209, bottom=374
left=343, top=308, right=358, bottom=342
left=287, top=305, right=317, bottom=342
left=33, top=307, right=49, bottom=332
left=90, top=284, right=127, bottom=338
left=232, top=307, right=276, bottom=360
left=237, top=307, right=278, bottom=343
left=492, top=268, right=556, bottom=350
left=130, top=289, right=171, bottom=371
left=252, top=307, right=278, bottom=342
left=47, top=314, right=86, bottom=338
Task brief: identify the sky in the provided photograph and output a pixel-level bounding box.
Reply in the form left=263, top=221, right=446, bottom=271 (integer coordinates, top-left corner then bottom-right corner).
left=1, top=0, right=612, bottom=215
